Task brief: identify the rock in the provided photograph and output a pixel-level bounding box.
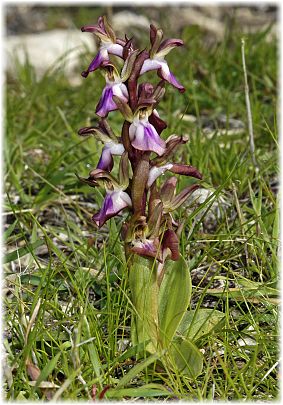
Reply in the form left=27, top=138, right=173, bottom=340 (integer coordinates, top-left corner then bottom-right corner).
left=112, top=11, right=150, bottom=34
left=186, top=188, right=230, bottom=231
left=5, top=29, right=95, bottom=85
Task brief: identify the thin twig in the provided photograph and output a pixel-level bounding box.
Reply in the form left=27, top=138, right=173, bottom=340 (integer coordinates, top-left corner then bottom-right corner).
left=232, top=183, right=249, bottom=263
left=241, top=38, right=258, bottom=170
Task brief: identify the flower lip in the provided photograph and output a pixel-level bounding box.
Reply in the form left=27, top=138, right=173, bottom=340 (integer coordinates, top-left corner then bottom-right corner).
left=129, top=109, right=166, bottom=156
left=96, top=142, right=125, bottom=172
left=92, top=190, right=132, bottom=227
left=81, top=41, right=123, bottom=78
left=130, top=237, right=162, bottom=262
left=96, top=81, right=129, bottom=118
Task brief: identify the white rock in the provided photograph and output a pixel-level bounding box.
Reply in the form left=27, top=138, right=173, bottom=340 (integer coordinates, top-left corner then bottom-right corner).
left=237, top=337, right=257, bottom=347
left=112, top=11, right=150, bottom=32
left=5, top=29, right=95, bottom=84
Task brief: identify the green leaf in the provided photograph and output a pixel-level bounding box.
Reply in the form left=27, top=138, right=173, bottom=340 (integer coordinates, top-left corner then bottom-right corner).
left=158, top=255, right=191, bottom=345
left=129, top=256, right=159, bottom=353
left=4, top=220, right=18, bottom=241
left=170, top=338, right=203, bottom=378
left=177, top=309, right=225, bottom=341
left=106, top=383, right=173, bottom=399
left=116, top=352, right=161, bottom=389
left=88, top=342, right=101, bottom=379
left=4, top=240, right=45, bottom=264
left=35, top=352, right=61, bottom=389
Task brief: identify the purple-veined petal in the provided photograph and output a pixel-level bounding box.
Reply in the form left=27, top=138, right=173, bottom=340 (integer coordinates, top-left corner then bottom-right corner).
left=112, top=82, right=129, bottom=102
left=92, top=190, right=132, bottom=227
left=96, top=86, right=116, bottom=117
left=140, top=58, right=185, bottom=93
left=96, top=146, right=113, bottom=172
left=96, top=142, right=125, bottom=172
left=96, top=82, right=129, bottom=117
left=147, top=164, right=173, bottom=188
left=130, top=122, right=166, bottom=156
left=81, top=48, right=109, bottom=78
left=157, top=61, right=185, bottom=93
left=130, top=238, right=162, bottom=262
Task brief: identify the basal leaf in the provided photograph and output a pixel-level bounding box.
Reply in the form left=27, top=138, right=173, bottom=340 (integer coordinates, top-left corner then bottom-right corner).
left=158, top=255, right=191, bottom=346
left=171, top=338, right=203, bottom=378
left=177, top=308, right=225, bottom=341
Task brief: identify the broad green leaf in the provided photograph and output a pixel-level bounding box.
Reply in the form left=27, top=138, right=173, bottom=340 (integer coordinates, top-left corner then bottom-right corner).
left=177, top=309, right=225, bottom=341
left=129, top=256, right=159, bottom=353
left=158, top=255, right=191, bottom=345
left=171, top=338, right=203, bottom=378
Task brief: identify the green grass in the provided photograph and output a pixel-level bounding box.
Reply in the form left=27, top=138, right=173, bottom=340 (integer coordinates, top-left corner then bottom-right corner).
left=4, top=14, right=279, bottom=401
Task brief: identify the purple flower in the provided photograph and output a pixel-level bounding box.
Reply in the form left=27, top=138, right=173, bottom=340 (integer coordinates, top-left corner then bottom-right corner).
left=81, top=44, right=124, bottom=78
left=92, top=190, right=132, bottom=227
left=130, top=237, right=162, bottom=262
left=97, top=142, right=125, bottom=172
left=81, top=17, right=124, bottom=78
left=96, top=79, right=129, bottom=117
left=140, top=26, right=185, bottom=92
left=140, top=58, right=184, bottom=93
left=129, top=110, right=166, bottom=156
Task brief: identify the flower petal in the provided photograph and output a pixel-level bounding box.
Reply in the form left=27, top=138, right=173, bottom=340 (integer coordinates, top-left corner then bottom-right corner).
left=130, top=238, right=162, bottom=262
left=81, top=49, right=109, bottom=78
left=107, top=43, right=124, bottom=57
left=140, top=59, right=162, bottom=75
left=156, top=38, right=184, bottom=58
left=169, top=163, right=203, bottom=180
left=157, top=62, right=185, bottom=93
left=96, top=146, right=114, bottom=172
left=96, top=86, right=116, bottom=117
left=148, top=110, right=167, bottom=134
left=92, top=190, right=131, bottom=227
left=147, top=164, right=173, bottom=188
left=162, top=229, right=180, bottom=261
left=131, top=122, right=166, bottom=156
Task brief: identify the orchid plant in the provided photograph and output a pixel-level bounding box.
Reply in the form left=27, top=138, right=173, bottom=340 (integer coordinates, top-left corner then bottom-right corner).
left=78, top=17, right=223, bottom=378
